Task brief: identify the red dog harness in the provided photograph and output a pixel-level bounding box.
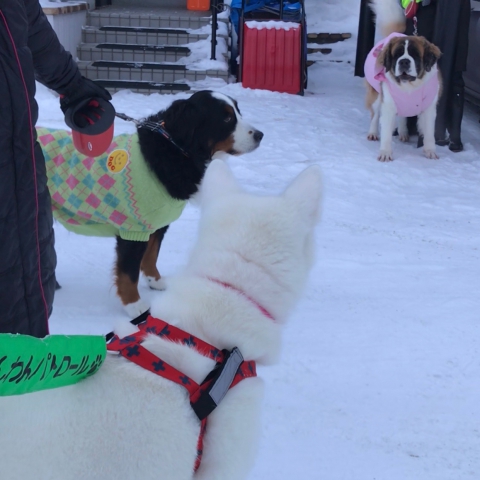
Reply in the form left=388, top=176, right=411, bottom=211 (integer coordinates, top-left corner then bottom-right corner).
left=106, top=315, right=257, bottom=471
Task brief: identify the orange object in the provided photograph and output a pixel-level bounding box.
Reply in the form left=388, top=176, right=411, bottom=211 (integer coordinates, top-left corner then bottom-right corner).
left=187, top=0, right=210, bottom=11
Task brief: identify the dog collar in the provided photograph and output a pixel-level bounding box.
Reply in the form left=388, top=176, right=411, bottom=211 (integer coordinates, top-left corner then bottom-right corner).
left=140, top=119, right=190, bottom=158
left=206, top=277, right=275, bottom=321
left=115, top=112, right=190, bottom=157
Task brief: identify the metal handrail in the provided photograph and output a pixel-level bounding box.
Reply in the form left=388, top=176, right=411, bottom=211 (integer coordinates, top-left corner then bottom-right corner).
left=210, top=1, right=230, bottom=60
left=211, top=0, right=218, bottom=60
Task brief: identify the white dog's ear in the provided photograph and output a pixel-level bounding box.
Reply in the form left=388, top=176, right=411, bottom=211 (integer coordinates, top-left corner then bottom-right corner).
left=284, top=165, right=322, bottom=223
left=200, top=159, right=242, bottom=204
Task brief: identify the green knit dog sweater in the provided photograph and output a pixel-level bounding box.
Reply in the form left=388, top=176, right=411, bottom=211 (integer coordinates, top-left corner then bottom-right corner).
left=38, top=127, right=186, bottom=241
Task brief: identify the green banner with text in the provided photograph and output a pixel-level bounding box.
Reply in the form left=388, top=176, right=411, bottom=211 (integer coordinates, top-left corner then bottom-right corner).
left=0, top=334, right=106, bottom=396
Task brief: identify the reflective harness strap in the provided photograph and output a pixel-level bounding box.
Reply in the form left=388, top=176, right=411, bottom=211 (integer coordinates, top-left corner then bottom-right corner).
left=106, top=315, right=256, bottom=471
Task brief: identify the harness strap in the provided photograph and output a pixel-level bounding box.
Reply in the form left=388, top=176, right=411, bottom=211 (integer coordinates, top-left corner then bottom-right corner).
left=105, top=309, right=150, bottom=342
left=114, top=340, right=208, bottom=470
left=107, top=316, right=225, bottom=362
left=117, top=342, right=199, bottom=395
left=106, top=315, right=256, bottom=471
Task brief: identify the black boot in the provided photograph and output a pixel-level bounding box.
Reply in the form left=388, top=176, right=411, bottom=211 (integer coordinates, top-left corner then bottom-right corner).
left=447, top=78, right=465, bottom=152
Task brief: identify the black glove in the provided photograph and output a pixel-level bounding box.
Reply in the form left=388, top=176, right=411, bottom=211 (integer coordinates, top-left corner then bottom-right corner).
left=60, top=76, right=115, bottom=134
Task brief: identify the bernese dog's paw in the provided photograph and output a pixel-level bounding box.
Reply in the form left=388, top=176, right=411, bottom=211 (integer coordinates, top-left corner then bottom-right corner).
left=367, top=133, right=379, bottom=141
left=398, top=134, right=409, bottom=143
left=124, top=298, right=150, bottom=319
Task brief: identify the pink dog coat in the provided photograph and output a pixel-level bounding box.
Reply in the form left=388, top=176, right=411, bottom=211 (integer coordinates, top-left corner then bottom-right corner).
left=364, top=32, right=439, bottom=118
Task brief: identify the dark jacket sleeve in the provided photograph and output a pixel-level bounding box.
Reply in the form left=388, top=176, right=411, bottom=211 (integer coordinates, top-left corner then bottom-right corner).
left=25, top=0, right=81, bottom=93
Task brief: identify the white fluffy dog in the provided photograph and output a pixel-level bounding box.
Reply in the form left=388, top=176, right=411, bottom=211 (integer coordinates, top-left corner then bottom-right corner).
left=0, top=160, right=322, bottom=480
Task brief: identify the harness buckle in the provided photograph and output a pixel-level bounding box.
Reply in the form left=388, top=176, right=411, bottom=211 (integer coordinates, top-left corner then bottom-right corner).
left=191, top=347, right=244, bottom=421
left=105, top=309, right=150, bottom=343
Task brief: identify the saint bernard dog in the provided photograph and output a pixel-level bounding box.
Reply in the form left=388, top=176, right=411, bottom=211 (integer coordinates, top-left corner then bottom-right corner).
left=365, top=0, right=442, bottom=161
left=38, top=91, right=263, bottom=318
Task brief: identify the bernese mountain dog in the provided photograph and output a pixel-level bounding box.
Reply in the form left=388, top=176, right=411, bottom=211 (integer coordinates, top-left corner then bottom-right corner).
left=39, top=90, right=263, bottom=317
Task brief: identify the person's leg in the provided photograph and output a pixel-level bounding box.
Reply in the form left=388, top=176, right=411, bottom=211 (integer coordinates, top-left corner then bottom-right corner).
left=433, top=0, right=469, bottom=150
left=354, top=0, right=376, bottom=78
left=446, top=0, right=470, bottom=151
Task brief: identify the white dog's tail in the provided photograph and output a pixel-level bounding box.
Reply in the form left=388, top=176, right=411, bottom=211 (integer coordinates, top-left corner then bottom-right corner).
left=369, top=0, right=406, bottom=37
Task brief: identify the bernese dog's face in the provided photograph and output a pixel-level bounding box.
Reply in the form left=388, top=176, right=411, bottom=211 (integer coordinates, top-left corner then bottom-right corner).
left=185, top=90, right=264, bottom=156
left=379, top=36, right=441, bottom=85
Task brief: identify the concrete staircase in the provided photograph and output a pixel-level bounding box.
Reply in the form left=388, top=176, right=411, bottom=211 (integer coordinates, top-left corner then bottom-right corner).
left=77, top=6, right=230, bottom=94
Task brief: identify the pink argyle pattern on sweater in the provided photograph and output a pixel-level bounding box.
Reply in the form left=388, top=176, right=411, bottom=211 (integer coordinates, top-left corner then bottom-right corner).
left=39, top=129, right=143, bottom=233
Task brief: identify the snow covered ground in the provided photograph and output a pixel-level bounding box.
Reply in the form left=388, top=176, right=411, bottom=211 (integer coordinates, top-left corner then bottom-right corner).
left=36, top=1, right=480, bottom=478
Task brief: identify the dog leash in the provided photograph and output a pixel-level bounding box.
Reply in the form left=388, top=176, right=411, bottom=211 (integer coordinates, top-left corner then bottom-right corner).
left=115, top=112, right=190, bottom=157
left=412, top=16, right=418, bottom=36
left=403, top=0, right=419, bottom=36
